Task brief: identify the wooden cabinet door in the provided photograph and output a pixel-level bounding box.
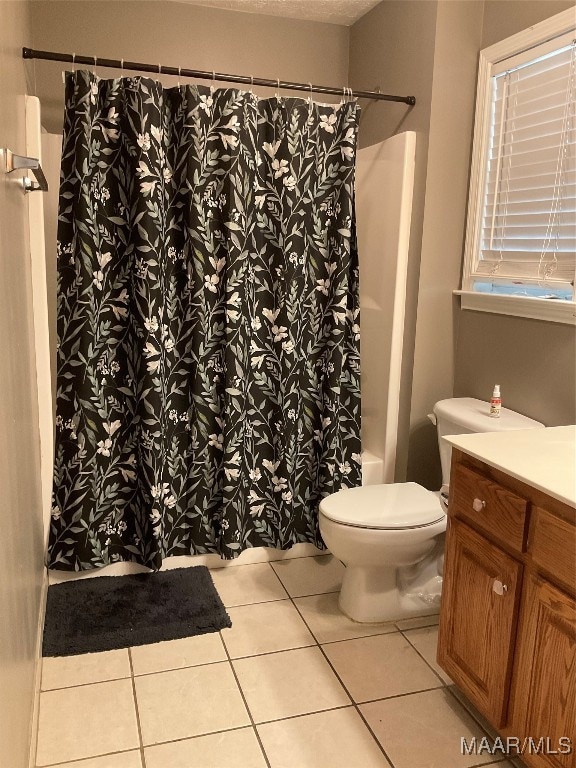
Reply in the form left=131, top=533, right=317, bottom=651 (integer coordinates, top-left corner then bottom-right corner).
left=438, top=518, right=522, bottom=727
left=509, top=574, right=576, bottom=768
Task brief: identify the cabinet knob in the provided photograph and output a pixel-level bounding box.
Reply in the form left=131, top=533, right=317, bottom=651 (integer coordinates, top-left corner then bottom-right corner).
left=472, top=498, right=486, bottom=513
left=493, top=579, right=508, bottom=596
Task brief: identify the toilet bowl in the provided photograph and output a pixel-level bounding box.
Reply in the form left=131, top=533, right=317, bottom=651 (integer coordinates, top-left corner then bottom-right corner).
left=319, top=397, right=545, bottom=624
left=319, top=483, right=446, bottom=623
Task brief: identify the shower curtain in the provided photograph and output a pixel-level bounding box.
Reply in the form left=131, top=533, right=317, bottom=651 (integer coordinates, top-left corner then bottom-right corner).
left=49, top=71, right=361, bottom=570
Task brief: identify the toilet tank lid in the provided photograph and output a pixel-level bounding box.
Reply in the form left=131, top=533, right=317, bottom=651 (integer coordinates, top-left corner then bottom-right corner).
left=319, top=483, right=444, bottom=529
left=433, top=398, right=545, bottom=433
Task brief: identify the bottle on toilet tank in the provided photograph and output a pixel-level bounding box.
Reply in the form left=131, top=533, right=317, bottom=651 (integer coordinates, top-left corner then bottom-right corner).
left=489, top=384, right=502, bottom=418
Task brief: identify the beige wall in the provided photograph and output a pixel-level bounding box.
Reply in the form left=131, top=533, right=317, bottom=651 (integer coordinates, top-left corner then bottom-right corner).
left=350, top=0, right=484, bottom=488
left=454, top=311, right=576, bottom=426
left=481, top=0, right=574, bottom=47
left=407, top=0, right=484, bottom=489
left=352, top=0, right=575, bottom=487
left=0, top=2, right=46, bottom=767
left=454, top=0, right=576, bottom=431
left=30, top=0, right=349, bottom=133
left=350, top=0, right=438, bottom=482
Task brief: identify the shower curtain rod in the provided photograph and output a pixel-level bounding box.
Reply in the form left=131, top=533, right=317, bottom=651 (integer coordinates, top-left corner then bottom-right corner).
left=22, top=47, right=416, bottom=105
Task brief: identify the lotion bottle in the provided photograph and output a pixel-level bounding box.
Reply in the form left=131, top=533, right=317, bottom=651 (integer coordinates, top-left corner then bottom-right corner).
left=489, top=384, right=502, bottom=418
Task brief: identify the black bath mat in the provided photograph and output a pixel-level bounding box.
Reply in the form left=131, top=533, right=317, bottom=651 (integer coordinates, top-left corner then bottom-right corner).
left=42, top=566, right=231, bottom=657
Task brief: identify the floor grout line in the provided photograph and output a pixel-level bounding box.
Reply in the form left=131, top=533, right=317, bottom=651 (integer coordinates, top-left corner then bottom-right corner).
left=122, top=723, right=277, bottom=762
left=221, top=587, right=356, bottom=609
left=39, top=621, right=403, bottom=694
left=128, top=647, right=147, bottom=768
left=264, top=559, right=292, bottom=599
left=224, top=596, right=292, bottom=607
left=38, top=746, right=141, bottom=767
left=316, top=627, right=399, bottom=645
left=130, top=655, right=229, bottom=679
left=445, top=684, right=502, bottom=742
left=352, top=684, right=450, bottom=706
left=40, top=674, right=133, bottom=693
left=398, top=626, right=451, bottom=688
left=394, top=618, right=440, bottom=631
left=219, top=630, right=272, bottom=768
left=209, top=551, right=331, bottom=573
left=288, top=593, right=396, bottom=768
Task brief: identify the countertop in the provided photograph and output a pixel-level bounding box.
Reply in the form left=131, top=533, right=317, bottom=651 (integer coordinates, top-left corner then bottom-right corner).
left=445, top=426, right=576, bottom=508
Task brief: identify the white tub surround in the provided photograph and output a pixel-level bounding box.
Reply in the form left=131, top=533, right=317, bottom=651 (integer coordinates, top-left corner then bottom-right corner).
left=444, top=426, right=576, bottom=508
left=361, top=450, right=384, bottom=486
left=356, top=133, right=416, bottom=483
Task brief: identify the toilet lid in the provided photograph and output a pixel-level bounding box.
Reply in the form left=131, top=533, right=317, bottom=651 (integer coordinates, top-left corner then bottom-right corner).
left=319, top=483, right=445, bottom=529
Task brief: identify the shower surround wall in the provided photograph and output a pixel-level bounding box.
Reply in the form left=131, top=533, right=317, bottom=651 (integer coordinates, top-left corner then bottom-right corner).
left=356, top=133, right=416, bottom=484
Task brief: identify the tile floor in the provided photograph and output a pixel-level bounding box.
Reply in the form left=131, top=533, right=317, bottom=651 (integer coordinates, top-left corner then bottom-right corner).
left=34, top=555, right=521, bottom=768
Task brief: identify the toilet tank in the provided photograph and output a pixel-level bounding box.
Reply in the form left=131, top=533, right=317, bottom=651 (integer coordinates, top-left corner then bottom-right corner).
left=433, top=397, right=545, bottom=485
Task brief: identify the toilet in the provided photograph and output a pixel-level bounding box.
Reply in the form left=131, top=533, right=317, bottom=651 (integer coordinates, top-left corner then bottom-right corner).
left=319, top=397, right=544, bottom=623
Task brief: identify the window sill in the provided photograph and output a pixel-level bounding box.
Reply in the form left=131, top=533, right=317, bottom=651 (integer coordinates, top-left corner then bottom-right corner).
left=455, top=291, right=576, bottom=326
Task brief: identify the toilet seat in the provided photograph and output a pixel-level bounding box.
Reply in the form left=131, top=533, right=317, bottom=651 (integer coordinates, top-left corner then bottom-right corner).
left=319, top=482, right=445, bottom=530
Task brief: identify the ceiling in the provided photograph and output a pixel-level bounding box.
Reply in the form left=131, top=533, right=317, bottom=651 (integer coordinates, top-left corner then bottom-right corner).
left=170, top=0, right=382, bottom=25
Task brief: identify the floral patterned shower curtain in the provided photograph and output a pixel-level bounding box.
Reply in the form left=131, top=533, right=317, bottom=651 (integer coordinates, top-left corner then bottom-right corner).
left=49, top=71, right=361, bottom=570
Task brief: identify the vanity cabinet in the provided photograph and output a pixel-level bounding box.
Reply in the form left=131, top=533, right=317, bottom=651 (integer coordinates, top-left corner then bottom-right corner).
left=510, top=573, right=576, bottom=768
left=438, top=450, right=576, bottom=768
left=438, top=517, right=522, bottom=727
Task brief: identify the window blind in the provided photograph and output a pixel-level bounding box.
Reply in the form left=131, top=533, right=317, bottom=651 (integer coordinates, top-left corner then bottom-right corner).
left=477, top=39, right=576, bottom=286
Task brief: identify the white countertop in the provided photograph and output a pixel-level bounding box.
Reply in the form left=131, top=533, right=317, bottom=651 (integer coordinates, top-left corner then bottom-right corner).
left=445, top=426, right=576, bottom=508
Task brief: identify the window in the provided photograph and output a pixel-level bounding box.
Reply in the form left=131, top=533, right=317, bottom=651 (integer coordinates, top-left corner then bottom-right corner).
left=460, top=10, right=576, bottom=324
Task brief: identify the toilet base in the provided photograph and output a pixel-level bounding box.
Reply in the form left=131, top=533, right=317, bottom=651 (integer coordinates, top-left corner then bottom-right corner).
left=338, top=564, right=440, bottom=624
